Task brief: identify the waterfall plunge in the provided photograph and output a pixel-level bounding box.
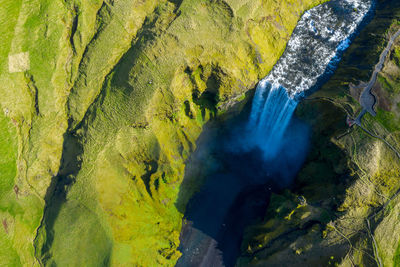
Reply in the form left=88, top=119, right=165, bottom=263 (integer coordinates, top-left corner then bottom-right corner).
left=176, top=1, right=376, bottom=265
left=246, top=0, right=373, bottom=159
left=248, top=82, right=297, bottom=158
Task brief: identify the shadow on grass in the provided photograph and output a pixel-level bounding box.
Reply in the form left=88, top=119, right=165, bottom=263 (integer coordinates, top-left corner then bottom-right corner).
left=34, top=130, right=83, bottom=264
left=34, top=122, right=112, bottom=266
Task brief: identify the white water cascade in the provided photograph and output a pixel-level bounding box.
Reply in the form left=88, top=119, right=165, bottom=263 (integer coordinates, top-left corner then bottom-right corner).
left=248, top=0, right=373, bottom=158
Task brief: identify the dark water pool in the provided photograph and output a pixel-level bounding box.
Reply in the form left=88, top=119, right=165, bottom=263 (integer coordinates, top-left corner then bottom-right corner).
left=176, top=111, right=310, bottom=267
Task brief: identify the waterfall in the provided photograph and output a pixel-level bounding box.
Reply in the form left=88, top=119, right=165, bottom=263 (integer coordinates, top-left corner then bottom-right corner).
left=248, top=83, right=298, bottom=158
left=247, top=0, right=373, bottom=158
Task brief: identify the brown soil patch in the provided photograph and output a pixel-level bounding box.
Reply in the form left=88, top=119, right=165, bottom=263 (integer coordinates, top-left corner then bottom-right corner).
left=2, top=219, right=8, bottom=234
left=372, top=82, right=391, bottom=111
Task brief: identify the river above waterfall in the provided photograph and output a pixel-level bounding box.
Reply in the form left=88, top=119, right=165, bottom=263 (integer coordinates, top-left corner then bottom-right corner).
left=176, top=0, right=374, bottom=266
left=246, top=0, right=373, bottom=159
left=264, top=0, right=373, bottom=97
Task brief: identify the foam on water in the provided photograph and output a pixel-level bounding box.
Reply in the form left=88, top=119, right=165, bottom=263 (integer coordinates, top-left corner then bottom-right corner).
left=247, top=0, right=373, bottom=158
left=265, top=0, right=373, bottom=96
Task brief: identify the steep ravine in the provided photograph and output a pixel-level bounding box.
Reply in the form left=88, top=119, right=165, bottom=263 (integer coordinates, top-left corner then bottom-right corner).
left=0, top=0, right=330, bottom=266
left=238, top=0, right=400, bottom=266
left=2, top=0, right=400, bottom=266
left=176, top=0, right=374, bottom=266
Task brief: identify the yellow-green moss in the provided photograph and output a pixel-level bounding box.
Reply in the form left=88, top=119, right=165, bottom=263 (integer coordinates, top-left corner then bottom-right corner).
left=1, top=0, right=329, bottom=265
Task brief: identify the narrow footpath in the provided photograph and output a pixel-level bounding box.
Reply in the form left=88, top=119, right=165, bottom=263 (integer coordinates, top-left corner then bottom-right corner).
left=347, top=29, right=400, bottom=160
left=352, top=29, right=400, bottom=125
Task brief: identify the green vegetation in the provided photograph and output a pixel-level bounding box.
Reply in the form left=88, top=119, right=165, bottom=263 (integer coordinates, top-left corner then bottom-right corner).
left=0, top=111, right=17, bottom=198
left=4, top=0, right=400, bottom=265
left=2, top=0, right=400, bottom=266
left=0, top=108, right=20, bottom=266
left=5, top=0, right=400, bottom=266
left=0, top=0, right=327, bottom=265
left=394, top=241, right=400, bottom=266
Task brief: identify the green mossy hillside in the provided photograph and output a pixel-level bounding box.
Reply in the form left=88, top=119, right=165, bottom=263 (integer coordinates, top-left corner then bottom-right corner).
left=0, top=0, right=326, bottom=266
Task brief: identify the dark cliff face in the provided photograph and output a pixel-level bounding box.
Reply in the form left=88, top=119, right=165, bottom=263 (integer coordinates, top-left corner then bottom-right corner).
left=238, top=1, right=400, bottom=266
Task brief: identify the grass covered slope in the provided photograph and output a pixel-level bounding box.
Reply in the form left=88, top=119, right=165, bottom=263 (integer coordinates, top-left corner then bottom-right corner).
left=0, top=0, right=327, bottom=266
left=238, top=0, right=400, bottom=266
left=0, top=109, right=20, bottom=266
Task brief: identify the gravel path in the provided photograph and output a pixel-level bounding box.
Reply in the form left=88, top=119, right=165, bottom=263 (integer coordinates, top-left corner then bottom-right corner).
left=346, top=29, right=400, bottom=159
left=356, top=29, right=400, bottom=124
